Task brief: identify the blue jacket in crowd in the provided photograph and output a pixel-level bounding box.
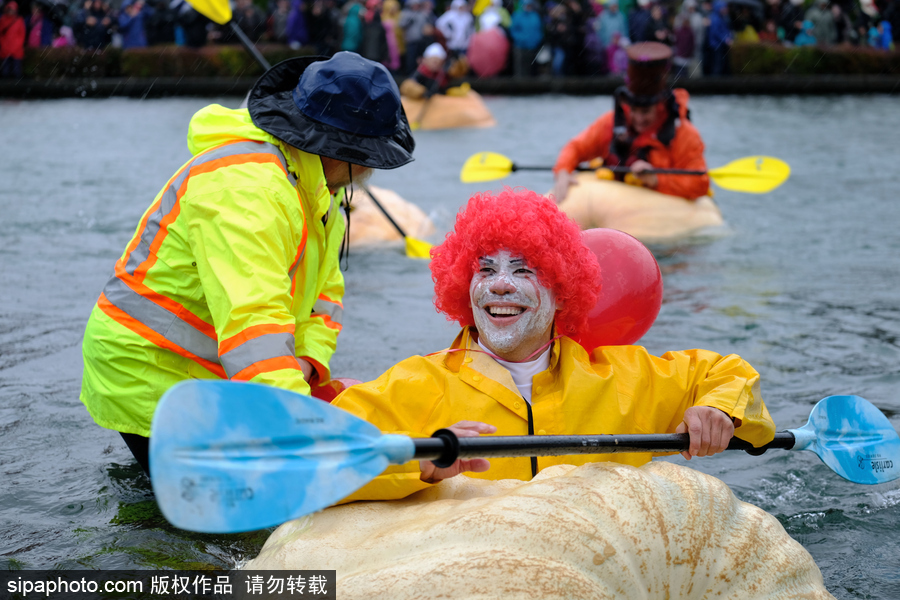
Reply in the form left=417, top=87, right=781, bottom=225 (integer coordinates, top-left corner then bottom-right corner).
left=707, top=1, right=733, bottom=49
left=510, top=5, right=543, bottom=50
left=628, top=6, right=651, bottom=42
left=118, top=2, right=151, bottom=48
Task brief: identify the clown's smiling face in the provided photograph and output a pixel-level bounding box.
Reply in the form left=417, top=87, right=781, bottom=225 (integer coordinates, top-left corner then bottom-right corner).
left=469, top=250, right=557, bottom=362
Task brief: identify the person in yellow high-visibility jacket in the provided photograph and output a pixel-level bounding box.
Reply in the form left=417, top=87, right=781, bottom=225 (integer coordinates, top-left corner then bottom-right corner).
left=332, top=188, right=774, bottom=503
left=81, top=52, right=415, bottom=475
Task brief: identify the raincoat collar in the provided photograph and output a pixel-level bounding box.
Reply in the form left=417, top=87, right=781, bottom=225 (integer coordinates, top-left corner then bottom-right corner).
left=441, top=327, right=563, bottom=410
left=445, top=327, right=563, bottom=375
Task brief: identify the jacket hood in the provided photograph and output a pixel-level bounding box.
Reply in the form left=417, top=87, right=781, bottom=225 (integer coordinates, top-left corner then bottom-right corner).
left=187, top=105, right=275, bottom=156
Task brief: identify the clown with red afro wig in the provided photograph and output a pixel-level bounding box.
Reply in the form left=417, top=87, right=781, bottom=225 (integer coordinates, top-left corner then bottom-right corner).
left=430, top=188, right=601, bottom=338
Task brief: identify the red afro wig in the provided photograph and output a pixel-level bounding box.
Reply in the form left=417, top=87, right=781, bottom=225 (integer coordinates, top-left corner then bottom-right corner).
left=430, top=188, right=601, bottom=337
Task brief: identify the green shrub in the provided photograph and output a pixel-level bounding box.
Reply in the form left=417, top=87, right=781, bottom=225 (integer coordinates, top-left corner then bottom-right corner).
left=24, top=46, right=122, bottom=79
left=119, top=44, right=315, bottom=77
left=730, top=42, right=900, bottom=75
left=23, top=44, right=316, bottom=80
left=22, top=43, right=900, bottom=79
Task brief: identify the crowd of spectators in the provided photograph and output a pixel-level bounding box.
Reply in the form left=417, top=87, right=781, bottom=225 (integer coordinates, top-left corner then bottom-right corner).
left=1, top=0, right=898, bottom=79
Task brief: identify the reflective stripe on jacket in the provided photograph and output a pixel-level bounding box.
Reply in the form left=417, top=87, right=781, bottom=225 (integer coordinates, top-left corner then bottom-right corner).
left=332, top=327, right=775, bottom=503
left=553, top=89, right=711, bottom=200
left=81, top=105, right=346, bottom=436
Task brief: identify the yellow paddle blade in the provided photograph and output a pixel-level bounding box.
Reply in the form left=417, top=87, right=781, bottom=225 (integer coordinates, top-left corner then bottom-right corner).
left=405, top=237, right=433, bottom=259
left=460, top=152, right=515, bottom=183
left=708, top=156, right=791, bottom=194
left=186, top=0, right=232, bottom=25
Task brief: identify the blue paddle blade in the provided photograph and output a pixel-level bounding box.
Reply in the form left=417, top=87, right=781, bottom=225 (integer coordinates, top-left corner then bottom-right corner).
left=149, top=380, right=415, bottom=533
left=788, top=395, right=900, bottom=485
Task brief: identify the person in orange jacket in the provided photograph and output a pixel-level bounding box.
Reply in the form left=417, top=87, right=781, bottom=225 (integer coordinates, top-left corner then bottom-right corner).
left=552, top=41, right=710, bottom=203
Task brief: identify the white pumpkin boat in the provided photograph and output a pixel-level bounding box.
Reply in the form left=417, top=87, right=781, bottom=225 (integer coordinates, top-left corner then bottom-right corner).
left=556, top=173, right=726, bottom=244
left=401, top=90, right=496, bottom=131
left=247, top=462, right=835, bottom=600
left=345, top=184, right=435, bottom=249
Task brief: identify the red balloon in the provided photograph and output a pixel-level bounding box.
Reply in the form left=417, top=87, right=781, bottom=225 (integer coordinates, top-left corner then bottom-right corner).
left=574, top=228, right=663, bottom=351
left=309, top=377, right=363, bottom=403
left=466, top=28, right=510, bottom=78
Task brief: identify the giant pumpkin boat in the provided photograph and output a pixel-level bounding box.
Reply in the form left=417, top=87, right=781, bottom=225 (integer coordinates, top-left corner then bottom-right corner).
left=554, top=172, right=726, bottom=244
left=345, top=184, right=435, bottom=249
left=401, top=90, right=496, bottom=131
left=461, top=152, right=790, bottom=245
left=246, top=462, right=835, bottom=599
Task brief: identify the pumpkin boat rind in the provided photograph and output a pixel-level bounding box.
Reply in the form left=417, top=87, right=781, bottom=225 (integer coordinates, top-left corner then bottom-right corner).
left=247, top=462, right=835, bottom=600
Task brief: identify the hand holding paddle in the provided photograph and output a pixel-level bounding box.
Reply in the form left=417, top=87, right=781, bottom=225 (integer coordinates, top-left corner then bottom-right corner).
left=676, top=406, right=736, bottom=460
left=461, top=152, right=792, bottom=194
left=150, top=380, right=900, bottom=533
left=419, top=421, right=495, bottom=483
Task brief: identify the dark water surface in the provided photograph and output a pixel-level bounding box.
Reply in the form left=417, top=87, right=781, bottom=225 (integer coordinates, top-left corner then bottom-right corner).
left=1, top=94, right=898, bottom=597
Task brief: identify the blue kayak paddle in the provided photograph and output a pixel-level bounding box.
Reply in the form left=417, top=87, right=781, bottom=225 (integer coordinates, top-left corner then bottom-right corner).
left=149, top=380, right=900, bottom=533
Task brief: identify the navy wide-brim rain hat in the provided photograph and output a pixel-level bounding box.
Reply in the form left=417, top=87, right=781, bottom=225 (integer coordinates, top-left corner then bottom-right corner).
left=248, top=52, right=415, bottom=170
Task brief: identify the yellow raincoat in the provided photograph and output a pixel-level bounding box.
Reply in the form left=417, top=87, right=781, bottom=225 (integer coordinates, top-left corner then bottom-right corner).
left=81, top=105, right=345, bottom=437
left=334, top=327, right=775, bottom=502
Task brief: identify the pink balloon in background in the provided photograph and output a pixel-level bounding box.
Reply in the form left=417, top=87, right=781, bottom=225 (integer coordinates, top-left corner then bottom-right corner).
left=467, top=28, right=510, bottom=78
left=574, top=228, right=663, bottom=352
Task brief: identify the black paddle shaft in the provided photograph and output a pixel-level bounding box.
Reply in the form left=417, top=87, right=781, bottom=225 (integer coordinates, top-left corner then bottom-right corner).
left=511, top=165, right=707, bottom=176
left=359, top=183, right=408, bottom=238
left=229, top=21, right=271, bottom=70
left=414, top=430, right=798, bottom=468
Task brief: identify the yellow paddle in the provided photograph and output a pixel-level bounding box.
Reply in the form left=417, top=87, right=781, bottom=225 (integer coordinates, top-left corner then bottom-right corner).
left=186, top=0, right=270, bottom=68
left=185, top=0, right=231, bottom=24
left=460, top=152, right=791, bottom=194
left=359, top=184, right=433, bottom=259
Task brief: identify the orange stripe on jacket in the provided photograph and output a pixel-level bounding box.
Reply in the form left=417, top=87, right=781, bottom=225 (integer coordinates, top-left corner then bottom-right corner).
left=114, top=140, right=230, bottom=279
left=97, top=293, right=227, bottom=379
left=132, top=196, right=184, bottom=283
left=112, top=148, right=294, bottom=341
left=219, top=323, right=296, bottom=356
left=311, top=314, right=342, bottom=332
left=112, top=268, right=218, bottom=339
left=116, top=196, right=163, bottom=278
left=289, top=190, right=309, bottom=297
left=132, top=152, right=287, bottom=283
left=231, top=356, right=305, bottom=381
left=189, top=152, right=286, bottom=179
left=317, top=293, right=344, bottom=309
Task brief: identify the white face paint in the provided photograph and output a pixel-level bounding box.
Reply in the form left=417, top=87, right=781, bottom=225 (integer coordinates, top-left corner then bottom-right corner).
left=469, top=250, right=557, bottom=362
